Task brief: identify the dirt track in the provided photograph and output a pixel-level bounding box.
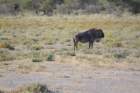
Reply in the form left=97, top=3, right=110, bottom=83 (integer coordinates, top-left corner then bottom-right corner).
left=0, top=62, right=140, bottom=93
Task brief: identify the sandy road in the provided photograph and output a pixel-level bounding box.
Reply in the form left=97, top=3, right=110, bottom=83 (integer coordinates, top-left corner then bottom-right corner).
left=0, top=62, right=140, bottom=93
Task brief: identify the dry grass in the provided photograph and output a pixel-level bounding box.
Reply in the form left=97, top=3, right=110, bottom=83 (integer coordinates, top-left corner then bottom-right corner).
left=0, top=14, right=140, bottom=70
left=0, top=14, right=139, bottom=30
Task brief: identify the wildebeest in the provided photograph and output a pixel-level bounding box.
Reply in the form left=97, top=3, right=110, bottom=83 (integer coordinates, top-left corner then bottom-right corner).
left=73, top=28, right=104, bottom=51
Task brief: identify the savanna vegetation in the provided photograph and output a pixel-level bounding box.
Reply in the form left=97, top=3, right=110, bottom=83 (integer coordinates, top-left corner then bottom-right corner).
left=0, top=1, right=140, bottom=93
left=0, top=0, right=139, bottom=72
left=0, top=0, right=140, bottom=15
left=0, top=15, right=140, bottom=65
left=0, top=84, right=54, bottom=93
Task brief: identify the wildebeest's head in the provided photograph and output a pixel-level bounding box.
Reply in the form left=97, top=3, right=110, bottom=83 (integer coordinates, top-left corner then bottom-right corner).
left=94, top=29, right=104, bottom=42
left=95, top=29, right=104, bottom=38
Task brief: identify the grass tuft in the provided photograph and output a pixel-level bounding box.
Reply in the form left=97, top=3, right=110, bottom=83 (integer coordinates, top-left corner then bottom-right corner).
left=47, top=53, right=55, bottom=61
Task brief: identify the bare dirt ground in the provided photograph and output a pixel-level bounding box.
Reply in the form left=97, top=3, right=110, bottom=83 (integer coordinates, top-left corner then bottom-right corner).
left=0, top=60, right=140, bottom=93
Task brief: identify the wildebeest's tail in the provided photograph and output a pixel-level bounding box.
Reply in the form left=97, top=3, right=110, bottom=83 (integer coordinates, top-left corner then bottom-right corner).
left=73, top=37, right=76, bottom=52
left=73, top=36, right=78, bottom=52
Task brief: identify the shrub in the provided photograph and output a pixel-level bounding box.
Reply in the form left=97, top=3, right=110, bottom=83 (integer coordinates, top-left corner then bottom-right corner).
left=21, top=84, right=55, bottom=93
left=111, top=48, right=130, bottom=59
left=0, top=84, right=54, bottom=93
left=0, top=42, right=15, bottom=50
left=32, top=50, right=43, bottom=62
left=31, top=44, right=43, bottom=50
left=47, top=53, right=55, bottom=61
left=0, top=49, right=16, bottom=61
left=5, top=43, right=15, bottom=50
left=32, top=58, right=43, bottom=62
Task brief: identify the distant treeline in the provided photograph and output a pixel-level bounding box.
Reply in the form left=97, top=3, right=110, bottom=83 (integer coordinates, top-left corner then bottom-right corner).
left=0, top=0, right=140, bottom=15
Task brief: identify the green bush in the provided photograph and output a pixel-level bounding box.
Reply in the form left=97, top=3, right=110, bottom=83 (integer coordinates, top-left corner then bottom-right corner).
left=47, top=53, right=55, bottom=61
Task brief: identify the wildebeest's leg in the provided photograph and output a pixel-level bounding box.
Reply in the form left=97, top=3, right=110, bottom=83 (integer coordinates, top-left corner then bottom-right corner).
left=89, top=41, right=94, bottom=49
left=73, top=38, right=78, bottom=51
left=90, top=42, right=93, bottom=48
left=89, top=42, right=91, bottom=49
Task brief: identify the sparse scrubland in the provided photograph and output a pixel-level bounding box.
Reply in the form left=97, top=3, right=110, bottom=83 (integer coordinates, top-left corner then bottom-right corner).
left=0, top=1, right=140, bottom=92
left=0, top=14, right=140, bottom=93
left=0, top=0, right=140, bottom=93
left=0, top=14, right=140, bottom=66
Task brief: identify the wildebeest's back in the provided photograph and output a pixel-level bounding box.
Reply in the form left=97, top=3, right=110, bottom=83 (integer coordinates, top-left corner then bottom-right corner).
left=76, top=31, right=92, bottom=43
